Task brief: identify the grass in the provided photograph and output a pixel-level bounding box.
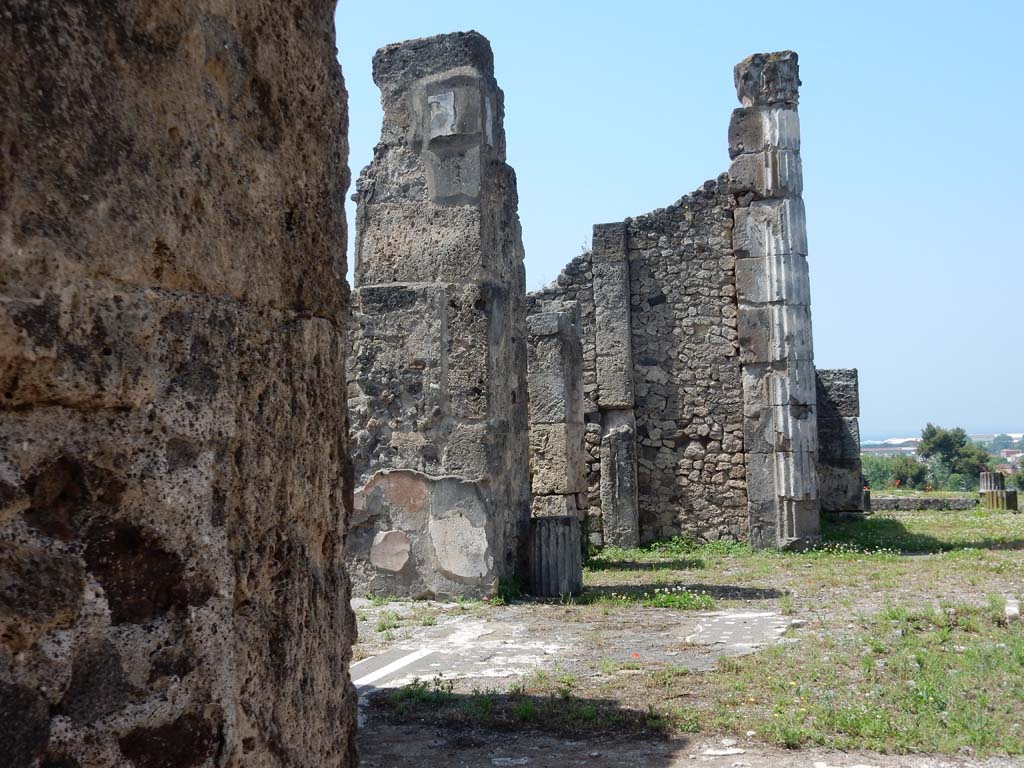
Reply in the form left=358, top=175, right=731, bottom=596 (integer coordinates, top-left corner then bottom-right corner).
left=371, top=510, right=1024, bottom=756
left=702, top=601, right=1024, bottom=754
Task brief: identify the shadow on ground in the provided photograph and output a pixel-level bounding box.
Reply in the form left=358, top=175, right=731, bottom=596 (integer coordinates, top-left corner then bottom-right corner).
left=823, top=516, right=1024, bottom=553
left=361, top=689, right=690, bottom=767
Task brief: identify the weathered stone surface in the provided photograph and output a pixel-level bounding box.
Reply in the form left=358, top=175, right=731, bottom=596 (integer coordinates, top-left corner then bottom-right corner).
left=816, top=368, right=860, bottom=418
left=600, top=423, right=639, bottom=548
left=527, top=304, right=584, bottom=425
left=529, top=516, right=583, bottom=598
left=733, top=198, right=808, bottom=260
left=816, top=368, right=865, bottom=513
left=348, top=32, right=530, bottom=598
left=1, top=3, right=356, bottom=765
left=728, top=107, right=801, bottom=159
left=817, top=417, right=861, bottom=467
left=592, top=223, right=634, bottom=409
left=530, top=423, right=587, bottom=495
left=980, top=489, right=1018, bottom=512
left=734, top=51, right=800, bottom=107
left=530, top=494, right=580, bottom=519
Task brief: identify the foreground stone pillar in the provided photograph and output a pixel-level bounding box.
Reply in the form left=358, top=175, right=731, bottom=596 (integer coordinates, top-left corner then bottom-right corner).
left=1, top=3, right=355, bottom=766
left=816, top=369, right=866, bottom=516
left=731, top=51, right=821, bottom=548
left=527, top=303, right=587, bottom=519
left=347, top=32, right=530, bottom=598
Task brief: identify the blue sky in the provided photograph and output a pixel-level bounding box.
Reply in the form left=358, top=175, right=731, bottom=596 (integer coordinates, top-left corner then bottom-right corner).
left=335, top=1, right=1022, bottom=440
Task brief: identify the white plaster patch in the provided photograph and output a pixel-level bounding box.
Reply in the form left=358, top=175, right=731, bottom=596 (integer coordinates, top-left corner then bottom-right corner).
left=370, top=529, right=411, bottom=572
left=429, top=513, right=492, bottom=580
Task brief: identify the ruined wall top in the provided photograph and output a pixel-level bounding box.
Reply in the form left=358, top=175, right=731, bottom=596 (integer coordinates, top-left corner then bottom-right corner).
left=734, top=51, right=800, bottom=107
left=373, top=31, right=495, bottom=94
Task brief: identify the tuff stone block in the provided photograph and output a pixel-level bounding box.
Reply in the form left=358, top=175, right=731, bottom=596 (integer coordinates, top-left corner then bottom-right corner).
left=729, top=149, right=803, bottom=198
left=530, top=423, right=587, bottom=495
left=728, top=107, right=801, bottom=159
left=733, top=198, right=808, bottom=260
left=600, top=423, right=639, bottom=547
left=735, top=252, right=810, bottom=306
left=734, top=51, right=801, bottom=107
left=817, top=417, right=861, bottom=467
left=816, top=369, right=860, bottom=418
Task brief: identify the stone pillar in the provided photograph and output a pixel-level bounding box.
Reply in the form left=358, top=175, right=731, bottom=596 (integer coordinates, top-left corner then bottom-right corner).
left=980, top=473, right=1017, bottom=511
left=816, top=369, right=866, bottom=516
left=527, top=303, right=587, bottom=520
left=347, top=32, right=530, bottom=598
left=591, top=222, right=640, bottom=546
left=529, top=516, right=583, bottom=598
left=1, top=4, right=355, bottom=766
left=730, top=51, right=820, bottom=548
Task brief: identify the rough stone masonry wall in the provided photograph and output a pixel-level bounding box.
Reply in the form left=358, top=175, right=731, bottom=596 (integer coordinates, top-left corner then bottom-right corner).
left=1, top=3, right=356, bottom=766
left=530, top=179, right=748, bottom=544
left=626, top=179, right=749, bottom=542
left=347, top=32, right=531, bottom=598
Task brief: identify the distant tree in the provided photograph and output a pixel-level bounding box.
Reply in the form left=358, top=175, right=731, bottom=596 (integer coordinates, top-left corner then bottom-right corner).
left=891, top=455, right=930, bottom=489
left=861, top=454, right=893, bottom=490
left=1013, top=472, right=1024, bottom=492
left=917, top=424, right=968, bottom=468
left=952, top=442, right=994, bottom=480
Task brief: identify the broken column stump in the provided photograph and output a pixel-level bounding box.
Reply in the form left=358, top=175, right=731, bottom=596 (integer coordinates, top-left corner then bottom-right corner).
left=0, top=3, right=356, bottom=765
left=731, top=51, right=821, bottom=548
left=981, top=472, right=1006, bottom=492
left=529, top=516, right=583, bottom=598
left=347, top=32, right=531, bottom=598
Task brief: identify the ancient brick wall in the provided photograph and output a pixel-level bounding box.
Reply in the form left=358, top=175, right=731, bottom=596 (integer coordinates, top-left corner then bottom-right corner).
left=1, top=2, right=356, bottom=765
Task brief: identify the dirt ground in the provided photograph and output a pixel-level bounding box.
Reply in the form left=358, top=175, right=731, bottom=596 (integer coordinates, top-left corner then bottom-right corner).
left=354, top=511, right=1024, bottom=767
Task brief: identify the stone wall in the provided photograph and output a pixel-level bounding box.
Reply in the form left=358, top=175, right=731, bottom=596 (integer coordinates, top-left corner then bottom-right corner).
left=528, top=51, right=845, bottom=548
left=347, top=32, right=530, bottom=598
left=1, top=2, right=356, bottom=766
left=816, top=369, right=866, bottom=514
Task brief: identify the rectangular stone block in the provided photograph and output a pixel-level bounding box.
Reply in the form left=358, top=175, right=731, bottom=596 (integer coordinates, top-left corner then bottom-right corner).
left=775, top=450, right=818, bottom=500
left=818, top=465, right=865, bottom=513
left=734, top=252, right=810, bottom=306
left=531, top=494, right=579, bottom=519
left=593, top=257, right=634, bottom=408
left=738, top=305, right=813, bottom=364
left=743, top=402, right=818, bottom=454
left=530, top=422, right=587, bottom=495
left=780, top=498, right=820, bottom=544
left=600, top=424, right=639, bottom=548
left=592, top=221, right=628, bottom=262
left=728, top=106, right=800, bottom=159
left=729, top=149, right=803, bottom=198
left=817, top=416, right=860, bottom=467
left=527, top=310, right=583, bottom=425
left=815, top=368, right=859, bottom=418
left=733, top=198, right=807, bottom=260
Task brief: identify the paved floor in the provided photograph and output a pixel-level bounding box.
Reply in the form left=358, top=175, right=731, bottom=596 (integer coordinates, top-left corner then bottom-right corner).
left=351, top=605, right=797, bottom=702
